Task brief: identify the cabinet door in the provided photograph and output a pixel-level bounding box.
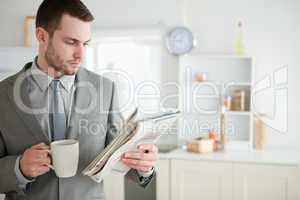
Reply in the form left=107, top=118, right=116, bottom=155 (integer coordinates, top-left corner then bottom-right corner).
left=156, top=159, right=170, bottom=200
left=171, top=160, right=233, bottom=200
left=233, top=163, right=298, bottom=200
left=103, top=169, right=126, bottom=200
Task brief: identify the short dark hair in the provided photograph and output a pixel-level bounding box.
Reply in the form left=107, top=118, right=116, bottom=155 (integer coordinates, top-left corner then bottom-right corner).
left=36, top=0, right=94, bottom=36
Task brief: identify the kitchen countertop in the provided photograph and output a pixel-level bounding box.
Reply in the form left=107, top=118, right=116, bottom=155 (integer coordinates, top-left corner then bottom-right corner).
left=158, top=148, right=300, bottom=166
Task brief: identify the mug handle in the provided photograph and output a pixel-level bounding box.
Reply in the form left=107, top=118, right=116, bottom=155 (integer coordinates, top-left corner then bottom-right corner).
left=48, top=164, right=55, bottom=170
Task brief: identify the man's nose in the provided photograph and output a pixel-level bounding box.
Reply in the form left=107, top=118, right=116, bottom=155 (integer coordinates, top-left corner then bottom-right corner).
left=73, top=44, right=86, bottom=60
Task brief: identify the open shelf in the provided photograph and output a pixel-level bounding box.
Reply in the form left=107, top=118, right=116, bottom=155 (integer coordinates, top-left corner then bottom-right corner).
left=187, top=52, right=253, bottom=60
left=225, top=111, right=251, bottom=116
left=179, top=54, right=254, bottom=148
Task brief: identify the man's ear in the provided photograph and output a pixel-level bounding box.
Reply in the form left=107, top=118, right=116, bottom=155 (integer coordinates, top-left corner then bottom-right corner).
left=36, top=27, right=49, bottom=47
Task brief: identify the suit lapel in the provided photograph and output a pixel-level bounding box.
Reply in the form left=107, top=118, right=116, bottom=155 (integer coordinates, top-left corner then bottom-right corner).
left=67, top=68, right=95, bottom=140
left=7, top=63, right=50, bottom=143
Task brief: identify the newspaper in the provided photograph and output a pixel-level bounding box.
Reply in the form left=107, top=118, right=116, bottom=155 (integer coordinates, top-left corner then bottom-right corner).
left=82, top=108, right=180, bottom=183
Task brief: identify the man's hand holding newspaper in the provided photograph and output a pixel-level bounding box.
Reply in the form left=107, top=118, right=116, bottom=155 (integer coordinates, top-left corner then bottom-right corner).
left=82, top=108, right=180, bottom=183
left=121, top=143, right=157, bottom=173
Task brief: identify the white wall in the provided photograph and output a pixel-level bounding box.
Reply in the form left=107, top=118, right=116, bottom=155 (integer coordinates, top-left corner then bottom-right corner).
left=0, top=0, right=43, bottom=46
left=84, top=0, right=183, bottom=28
left=0, top=0, right=183, bottom=46
left=184, top=0, right=300, bottom=149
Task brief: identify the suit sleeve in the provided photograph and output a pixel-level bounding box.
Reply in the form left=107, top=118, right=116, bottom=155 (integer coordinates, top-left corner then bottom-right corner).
left=105, top=82, right=154, bottom=188
left=14, top=156, right=35, bottom=189
left=0, top=130, right=25, bottom=195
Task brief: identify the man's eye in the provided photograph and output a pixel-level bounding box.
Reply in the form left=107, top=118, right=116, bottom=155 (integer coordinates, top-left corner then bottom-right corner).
left=83, top=43, right=89, bottom=47
left=65, top=41, right=75, bottom=45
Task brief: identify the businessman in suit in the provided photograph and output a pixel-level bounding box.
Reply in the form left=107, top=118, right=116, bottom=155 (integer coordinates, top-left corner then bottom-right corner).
left=0, top=0, right=157, bottom=199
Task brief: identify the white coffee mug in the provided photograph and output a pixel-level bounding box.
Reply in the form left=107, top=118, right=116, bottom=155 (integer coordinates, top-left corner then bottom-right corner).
left=49, top=139, right=79, bottom=178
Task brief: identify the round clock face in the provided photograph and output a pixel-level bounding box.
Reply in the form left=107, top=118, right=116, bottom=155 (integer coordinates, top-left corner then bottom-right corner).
left=166, top=27, right=195, bottom=56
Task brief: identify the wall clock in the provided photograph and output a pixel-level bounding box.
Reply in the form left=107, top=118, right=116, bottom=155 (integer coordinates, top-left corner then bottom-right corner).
left=166, top=26, right=195, bottom=56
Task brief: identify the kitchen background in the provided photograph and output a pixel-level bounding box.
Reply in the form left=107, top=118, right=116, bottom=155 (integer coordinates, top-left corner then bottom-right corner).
left=0, top=0, right=299, bottom=199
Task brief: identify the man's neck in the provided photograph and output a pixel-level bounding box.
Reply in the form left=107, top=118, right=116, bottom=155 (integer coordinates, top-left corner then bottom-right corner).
left=36, top=56, right=62, bottom=78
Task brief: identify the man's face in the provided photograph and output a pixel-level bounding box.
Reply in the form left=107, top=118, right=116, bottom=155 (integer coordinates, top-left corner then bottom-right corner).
left=44, top=14, right=91, bottom=75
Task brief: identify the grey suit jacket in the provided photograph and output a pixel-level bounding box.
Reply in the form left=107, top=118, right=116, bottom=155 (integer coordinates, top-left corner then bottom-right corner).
left=0, top=62, right=126, bottom=200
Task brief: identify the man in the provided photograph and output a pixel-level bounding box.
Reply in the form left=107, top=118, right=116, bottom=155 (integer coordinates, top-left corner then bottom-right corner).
left=0, top=0, right=157, bottom=199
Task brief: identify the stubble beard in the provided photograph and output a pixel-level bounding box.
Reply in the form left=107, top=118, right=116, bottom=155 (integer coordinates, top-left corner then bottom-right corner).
left=45, top=41, right=76, bottom=76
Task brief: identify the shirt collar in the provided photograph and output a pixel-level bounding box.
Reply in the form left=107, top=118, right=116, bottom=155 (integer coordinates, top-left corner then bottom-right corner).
left=30, top=57, right=76, bottom=93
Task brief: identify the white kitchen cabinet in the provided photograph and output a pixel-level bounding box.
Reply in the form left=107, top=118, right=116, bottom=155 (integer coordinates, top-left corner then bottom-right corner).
left=170, top=159, right=233, bottom=200
left=103, top=168, right=127, bottom=200
left=156, top=149, right=300, bottom=200
left=156, top=159, right=170, bottom=200
left=233, top=163, right=298, bottom=200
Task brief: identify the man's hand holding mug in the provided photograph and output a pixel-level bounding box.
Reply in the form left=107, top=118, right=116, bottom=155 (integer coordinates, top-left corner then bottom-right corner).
left=20, top=143, right=51, bottom=178
left=20, top=139, right=79, bottom=178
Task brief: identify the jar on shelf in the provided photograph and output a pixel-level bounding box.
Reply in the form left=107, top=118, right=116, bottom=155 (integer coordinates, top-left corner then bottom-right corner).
left=254, top=114, right=266, bottom=150
left=232, top=90, right=245, bottom=111
left=223, top=96, right=232, bottom=110
left=194, top=72, right=207, bottom=82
